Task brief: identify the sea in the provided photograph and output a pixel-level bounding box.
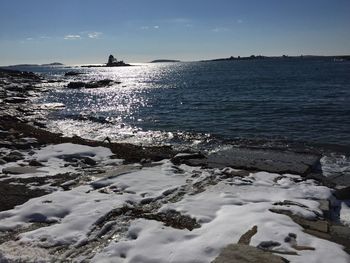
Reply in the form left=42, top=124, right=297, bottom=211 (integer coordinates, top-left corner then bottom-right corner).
left=9, top=58, right=350, bottom=178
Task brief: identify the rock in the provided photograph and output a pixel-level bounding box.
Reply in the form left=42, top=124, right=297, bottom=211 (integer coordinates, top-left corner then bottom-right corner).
left=212, top=244, right=288, bottom=263
left=67, top=79, right=118, bottom=89
left=3, top=151, right=24, bottom=162
left=330, top=225, right=350, bottom=239
left=269, top=208, right=329, bottom=233
left=85, top=79, right=115, bottom=89
left=318, top=200, right=330, bottom=218
left=83, top=157, right=97, bottom=166
left=106, top=54, right=131, bottom=67
left=257, top=241, right=281, bottom=250
left=67, top=81, right=85, bottom=89
left=221, top=168, right=250, bottom=178
left=64, top=71, right=83, bottom=76
left=0, top=180, right=48, bottom=212
left=305, top=173, right=336, bottom=188
left=5, top=85, right=25, bottom=92
left=171, top=152, right=206, bottom=165
left=28, top=159, right=44, bottom=167
left=203, top=148, right=321, bottom=175
left=334, top=187, right=350, bottom=200
left=4, top=97, right=29, bottom=103
left=2, top=166, right=40, bottom=174
left=0, top=158, right=7, bottom=165
left=238, top=225, right=258, bottom=245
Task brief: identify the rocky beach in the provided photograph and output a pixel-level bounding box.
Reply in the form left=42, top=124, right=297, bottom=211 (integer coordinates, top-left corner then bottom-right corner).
left=0, top=68, right=349, bottom=262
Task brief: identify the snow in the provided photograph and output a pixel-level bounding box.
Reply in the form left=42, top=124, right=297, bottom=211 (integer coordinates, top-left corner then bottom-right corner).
left=340, top=201, right=350, bottom=226
left=0, top=143, right=117, bottom=179
left=34, top=143, right=114, bottom=162
left=0, top=159, right=349, bottom=263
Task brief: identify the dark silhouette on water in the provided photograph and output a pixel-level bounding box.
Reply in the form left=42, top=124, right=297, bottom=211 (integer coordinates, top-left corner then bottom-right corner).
left=82, top=54, right=131, bottom=68
left=106, top=54, right=130, bottom=67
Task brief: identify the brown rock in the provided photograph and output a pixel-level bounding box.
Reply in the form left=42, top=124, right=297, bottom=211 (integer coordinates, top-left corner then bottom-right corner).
left=238, top=225, right=258, bottom=245
left=212, top=244, right=288, bottom=263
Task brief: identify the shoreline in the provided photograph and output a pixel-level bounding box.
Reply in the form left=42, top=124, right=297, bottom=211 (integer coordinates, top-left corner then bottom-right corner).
left=1, top=68, right=350, bottom=262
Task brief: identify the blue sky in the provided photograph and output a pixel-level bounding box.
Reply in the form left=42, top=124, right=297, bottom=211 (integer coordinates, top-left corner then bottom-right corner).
left=0, top=0, right=349, bottom=65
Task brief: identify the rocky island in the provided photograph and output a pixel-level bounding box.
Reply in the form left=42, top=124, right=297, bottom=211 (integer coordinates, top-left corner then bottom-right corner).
left=150, top=59, right=181, bottom=63
left=82, top=54, right=131, bottom=68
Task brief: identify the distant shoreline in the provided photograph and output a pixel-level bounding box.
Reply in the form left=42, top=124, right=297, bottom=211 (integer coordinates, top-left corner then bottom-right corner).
left=2, top=55, right=350, bottom=68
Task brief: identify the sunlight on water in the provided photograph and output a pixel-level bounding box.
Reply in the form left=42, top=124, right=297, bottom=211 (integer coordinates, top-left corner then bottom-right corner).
left=40, top=60, right=350, bottom=149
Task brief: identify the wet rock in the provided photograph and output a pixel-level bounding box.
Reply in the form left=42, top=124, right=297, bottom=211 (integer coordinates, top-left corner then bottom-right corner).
left=212, top=244, right=288, bottom=263
left=3, top=97, right=29, bottom=104
left=64, top=71, right=83, bottom=76
left=85, top=79, right=116, bottom=89
left=67, top=79, right=119, bottom=89
left=67, top=81, right=85, bottom=89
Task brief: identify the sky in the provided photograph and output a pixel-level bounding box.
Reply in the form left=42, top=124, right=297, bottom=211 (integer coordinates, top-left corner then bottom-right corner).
left=0, top=0, right=349, bottom=65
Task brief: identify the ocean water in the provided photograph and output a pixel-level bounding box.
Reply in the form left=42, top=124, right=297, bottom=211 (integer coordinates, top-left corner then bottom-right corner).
left=28, top=58, right=349, bottom=150
left=9, top=58, right=350, bottom=178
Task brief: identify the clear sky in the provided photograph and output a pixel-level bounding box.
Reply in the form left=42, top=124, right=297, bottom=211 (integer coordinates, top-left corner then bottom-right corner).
left=0, top=0, right=349, bottom=65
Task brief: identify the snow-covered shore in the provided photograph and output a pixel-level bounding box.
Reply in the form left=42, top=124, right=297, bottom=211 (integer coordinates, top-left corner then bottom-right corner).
left=0, top=141, right=349, bottom=262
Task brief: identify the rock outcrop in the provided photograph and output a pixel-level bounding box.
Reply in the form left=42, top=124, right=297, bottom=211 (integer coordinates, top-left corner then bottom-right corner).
left=106, top=54, right=130, bottom=67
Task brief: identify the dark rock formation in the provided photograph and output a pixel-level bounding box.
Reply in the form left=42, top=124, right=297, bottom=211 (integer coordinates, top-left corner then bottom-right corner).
left=67, top=82, right=85, bottom=89
left=106, top=54, right=131, bottom=67
left=64, top=71, right=83, bottom=77
left=67, top=79, right=120, bottom=89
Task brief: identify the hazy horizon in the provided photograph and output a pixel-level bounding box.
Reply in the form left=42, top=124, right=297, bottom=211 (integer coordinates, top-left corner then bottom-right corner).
left=1, top=0, right=350, bottom=65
